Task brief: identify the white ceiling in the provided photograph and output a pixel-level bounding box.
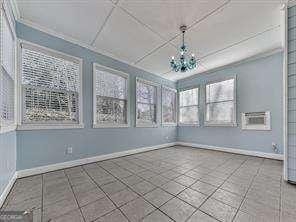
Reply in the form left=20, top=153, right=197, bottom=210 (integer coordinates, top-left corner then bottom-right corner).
left=16, top=0, right=285, bottom=81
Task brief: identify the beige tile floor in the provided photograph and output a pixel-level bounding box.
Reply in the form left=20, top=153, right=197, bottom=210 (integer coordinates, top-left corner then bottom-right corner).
left=1, top=146, right=296, bottom=222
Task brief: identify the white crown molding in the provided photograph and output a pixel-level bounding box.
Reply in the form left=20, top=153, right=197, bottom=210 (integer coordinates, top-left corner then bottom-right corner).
left=176, top=142, right=284, bottom=160
left=0, top=172, right=17, bottom=208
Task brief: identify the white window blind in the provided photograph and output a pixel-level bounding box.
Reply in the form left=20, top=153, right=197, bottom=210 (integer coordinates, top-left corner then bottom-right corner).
left=21, top=44, right=81, bottom=125
left=205, top=78, right=235, bottom=125
left=179, top=88, right=199, bottom=125
left=162, top=87, right=176, bottom=124
left=136, top=79, right=157, bottom=126
left=94, top=66, right=128, bottom=126
left=0, top=9, right=15, bottom=127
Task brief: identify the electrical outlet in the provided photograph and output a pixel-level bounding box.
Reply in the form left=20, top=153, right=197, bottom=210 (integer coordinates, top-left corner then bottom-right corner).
left=272, top=143, right=278, bottom=153
left=66, top=147, right=73, bottom=155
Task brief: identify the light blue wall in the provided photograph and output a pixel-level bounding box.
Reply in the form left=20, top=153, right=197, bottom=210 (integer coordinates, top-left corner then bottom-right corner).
left=16, top=22, right=177, bottom=170
left=0, top=131, right=16, bottom=198
left=177, top=52, right=284, bottom=154
left=287, top=6, right=296, bottom=182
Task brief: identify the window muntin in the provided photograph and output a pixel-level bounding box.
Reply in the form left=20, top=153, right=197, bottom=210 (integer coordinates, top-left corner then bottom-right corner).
left=0, top=8, right=15, bottom=129
left=205, top=78, right=236, bottom=125
left=136, top=79, right=157, bottom=126
left=162, top=87, right=176, bottom=125
left=179, top=88, right=199, bottom=125
left=20, top=43, right=81, bottom=125
left=94, top=66, right=128, bottom=126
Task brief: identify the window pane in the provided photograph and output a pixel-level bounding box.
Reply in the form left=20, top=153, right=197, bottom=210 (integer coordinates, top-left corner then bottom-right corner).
left=2, top=12, right=14, bottom=77
left=137, top=103, right=156, bottom=124
left=179, top=106, right=198, bottom=124
left=22, top=48, right=79, bottom=92
left=162, top=88, right=176, bottom=123
left=136, top=81, right=156, bottom=104
left=96, top=70, right=126, bottom=99
left=1, top=69, right=14, bottom=122
left=179, top=88, right=198, bottom=106
left=23, top=87, right=78, bottom=123
left=206, top=101, right=234, bottom=123
left=96, top=97, right=127, bottom=124
left=206, top=79, right=234, bottom=103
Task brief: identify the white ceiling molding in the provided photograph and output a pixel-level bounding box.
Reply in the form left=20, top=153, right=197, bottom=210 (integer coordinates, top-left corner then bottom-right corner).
left=11, top=0, right=284, bottom=81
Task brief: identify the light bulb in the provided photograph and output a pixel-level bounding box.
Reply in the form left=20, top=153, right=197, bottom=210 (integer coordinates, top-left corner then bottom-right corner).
left=171, top=56, right=175, bottom=60
left=191, top=53, right=195, bottom=57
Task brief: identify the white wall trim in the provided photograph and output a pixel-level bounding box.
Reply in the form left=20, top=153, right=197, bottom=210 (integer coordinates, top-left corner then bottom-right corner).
left=176, top=142, right=284, bottom=160
left=17, top=142, right=177, bottom=178
left=0, top=172, right=17, bottom=208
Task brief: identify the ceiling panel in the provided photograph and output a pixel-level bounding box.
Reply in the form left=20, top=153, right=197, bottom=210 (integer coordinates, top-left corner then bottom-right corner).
left=172, top=1, right=282, bottom=57
left=17, top=0, right=114, bottom=44
left=199, top=26, right=282, bottom=72
left=93, top=7, right=164, bottom=64
left=136, top=44, right=178, bottom=75
left=119, top=0, right=228, bottom=41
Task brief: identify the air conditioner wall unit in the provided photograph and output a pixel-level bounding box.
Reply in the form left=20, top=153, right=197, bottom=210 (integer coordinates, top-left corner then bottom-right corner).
left=241, top=111, right=271, bottom=130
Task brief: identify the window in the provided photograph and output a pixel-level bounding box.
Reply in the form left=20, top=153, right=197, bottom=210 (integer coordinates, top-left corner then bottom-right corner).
left=19, top=42, right=83, bottom=129
left=205, top=78, right=236, bottom=126
left=0, top=6, right=15, bottom=132
left=93, top=64, right=129, bottom=127
left=136, top=78, right=157, bottom=127
left=162, top=86, right=177, bottom=125
left=179, top=88, right=199, bottom=125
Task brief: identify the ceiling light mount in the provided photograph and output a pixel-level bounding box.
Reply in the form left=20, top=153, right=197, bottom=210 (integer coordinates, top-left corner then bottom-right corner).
left=170, top=25, right=197, bottom=73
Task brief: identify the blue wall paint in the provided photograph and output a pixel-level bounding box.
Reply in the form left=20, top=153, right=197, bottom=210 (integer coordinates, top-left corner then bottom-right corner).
left=177, top=53, right=284, bottom=154
left=16, top=22, right=177, bottom=170
left=0, top=131, right=16, bottom=197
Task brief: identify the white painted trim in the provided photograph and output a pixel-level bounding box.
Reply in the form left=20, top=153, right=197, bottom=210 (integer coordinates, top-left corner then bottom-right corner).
left=176, top=142, right=284, bottom=160
left=0, top=124, right=16, bottom=133
left=17, top=40, right=84, bottom=129
left=0, top=172, right=17, bottom=208
left=16, top=142, right=177, bottom=178
left=284, top=4, right=289, bottom=181
left=92, top=63, right=130, bottom=128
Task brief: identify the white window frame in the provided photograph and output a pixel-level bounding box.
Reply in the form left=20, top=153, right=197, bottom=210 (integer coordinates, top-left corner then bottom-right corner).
left=0, top=1, right=17, bottom=134
left=17, top=40, right=84, bottom=130
left=178, top=87, right=199, bottom=126
left=161, top=86, right=177, bottom=126
left=204, top=77, right=237, bottom=127
left=93, top=64, right=130, bottom=128
left=136, top=77, right=158, bottom=128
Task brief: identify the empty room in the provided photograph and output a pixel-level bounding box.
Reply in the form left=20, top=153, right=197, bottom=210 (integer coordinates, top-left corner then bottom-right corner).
left=0, top=0, right=296, bottom=221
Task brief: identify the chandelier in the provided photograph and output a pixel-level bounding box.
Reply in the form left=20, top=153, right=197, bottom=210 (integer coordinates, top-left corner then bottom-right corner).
left=170, top=25, right=197, bottom=72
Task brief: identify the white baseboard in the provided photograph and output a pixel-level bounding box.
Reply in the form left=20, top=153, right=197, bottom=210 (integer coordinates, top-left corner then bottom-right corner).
left=17, top=142, right=177, bottom=178
left=176, top=142, right=284, bottom=160
left=0, top=172, right=17, bottom=208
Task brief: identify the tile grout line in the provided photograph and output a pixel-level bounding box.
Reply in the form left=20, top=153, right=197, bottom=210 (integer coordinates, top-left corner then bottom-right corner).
left=230, top=157, right=265, bottom=222
left=81, top=166, right=132, bottom=222
left=64, top=169, right=86, bottom=222
left=184, top=156, right=250, bottom=222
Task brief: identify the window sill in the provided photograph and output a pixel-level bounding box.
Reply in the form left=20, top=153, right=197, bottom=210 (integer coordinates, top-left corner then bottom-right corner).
left=0, top=124, right=17, bottom=134
left=162, top=123, right=177, bottom=127
left=17, top=123, right=85, bottom=131
left=204, top=122, right=237, bottom=127
left=136, top=124, right=158, bottom=128
left=93, top=124, right=129, bottom=128
left=178, top=123, right=200, bottom=127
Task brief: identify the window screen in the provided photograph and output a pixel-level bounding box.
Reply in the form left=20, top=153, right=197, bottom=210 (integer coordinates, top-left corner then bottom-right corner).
left=205, top=78, right=235, bottom=124
left=179, top=88, right=199, bottom=124
left=94, top=67, right=128, bottom=125
left=21, top=44, right=81, bottom=124
left=136, top=79, right=157, bottom=126
left=162, top=87, right=176, bottom=124
left=0, top=10, right=15, bottom=126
